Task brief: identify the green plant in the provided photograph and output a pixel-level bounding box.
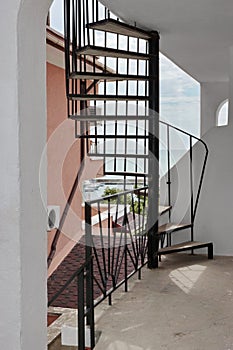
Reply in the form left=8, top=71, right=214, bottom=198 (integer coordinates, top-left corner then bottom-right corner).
left=102, top=187, right=133, bottom=205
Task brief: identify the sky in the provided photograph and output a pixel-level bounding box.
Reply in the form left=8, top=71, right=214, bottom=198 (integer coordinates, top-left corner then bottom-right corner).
left=49, top=0, right=200, bottom=137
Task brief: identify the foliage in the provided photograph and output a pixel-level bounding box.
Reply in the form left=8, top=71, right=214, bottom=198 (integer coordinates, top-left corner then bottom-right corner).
left=102, top=187, right=130, bottom=204
left=102, top=186, right=147, bottom=214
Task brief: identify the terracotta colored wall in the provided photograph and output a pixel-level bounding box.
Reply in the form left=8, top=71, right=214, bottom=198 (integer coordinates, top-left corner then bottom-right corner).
left=47, top=62, right=83, bottom=274
left=46, top=62, right=103, bottom=275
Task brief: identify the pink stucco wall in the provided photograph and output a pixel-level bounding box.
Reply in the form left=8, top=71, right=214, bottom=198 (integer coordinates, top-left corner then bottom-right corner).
left=47, top=62, right=83, bottom=274
left=46, top=62, right=103, bottom=275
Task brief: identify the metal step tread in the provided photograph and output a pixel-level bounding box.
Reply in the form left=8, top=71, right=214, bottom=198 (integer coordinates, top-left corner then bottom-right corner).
left=68, top=94, right=149, bottom=101
left=159, top=205, right=172, bottom=216
left=158, top=222, right=192, bottom=234
left=104, top=171, right=148, bottom=177
left=75, top=134, right=149, bottom=140
left=87, top=18, right=151, bottom=40
left=76, top=45, right=150, bottom=60
left=69, top=71, right=154, bottom=81
left=88, top=153, right=148, bottom=159
left=69, top=114, right=151, bottom=121
left=158, top=241, right=213, bottom=255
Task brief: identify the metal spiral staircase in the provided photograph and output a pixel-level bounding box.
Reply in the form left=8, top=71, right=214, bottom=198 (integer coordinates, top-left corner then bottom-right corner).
left=63, top=0, right=213, bottom=262
left=64, top=0, right=160, bottom=271
left=48, top=0, right=213, bottom=348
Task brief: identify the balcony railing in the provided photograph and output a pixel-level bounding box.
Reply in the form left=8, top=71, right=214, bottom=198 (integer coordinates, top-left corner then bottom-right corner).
left=85, top=185, right=149, bottom=306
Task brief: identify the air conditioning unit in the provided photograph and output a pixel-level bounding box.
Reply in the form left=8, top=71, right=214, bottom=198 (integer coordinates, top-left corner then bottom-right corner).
left=47, top=206, right=60, bottom=231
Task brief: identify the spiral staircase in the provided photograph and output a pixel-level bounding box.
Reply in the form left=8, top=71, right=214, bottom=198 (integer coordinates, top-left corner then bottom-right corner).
left=47, top=0, right=213, bottom=348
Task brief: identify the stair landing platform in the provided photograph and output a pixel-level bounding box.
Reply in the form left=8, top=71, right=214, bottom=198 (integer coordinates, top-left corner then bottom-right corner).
left=94, top=254, right=233, bottom=350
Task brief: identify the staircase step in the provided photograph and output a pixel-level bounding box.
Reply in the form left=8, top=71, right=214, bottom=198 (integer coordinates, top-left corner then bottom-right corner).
left=158, top=223, right=192, bottom=235
left=158, top=241, right=214, bottom=259
left=159, top=205, right=172, bottom=216
left=76, top=45, right=150, bottom=60
left=104, top=171, right=148, bottom=177
left=68, top=94, right=149, bottom=101
left=87, top=18, right=151, bottom=40
left=69, top=114, right=150, bottom=121
left=69, top=71, right=154, bottom=81
left=75, top=134, right=149, bottom=140
left=88, top=153, right=148, bottom=159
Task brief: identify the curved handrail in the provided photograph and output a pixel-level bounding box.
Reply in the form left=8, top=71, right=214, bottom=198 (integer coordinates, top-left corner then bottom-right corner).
left=159, top=120, right=209, bottom=224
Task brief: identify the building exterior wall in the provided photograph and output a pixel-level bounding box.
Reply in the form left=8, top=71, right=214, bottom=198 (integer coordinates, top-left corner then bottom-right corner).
left=0, top=2, right=22, bottom=349
left=47, top=62, right=83, bottom=273
left=201, top=82, right=229, bottom=136
left=46, top=61, right=104, bottom=276
left=0, top=0, right=51, bottom=349
left=161, top=89, right=233, bottom=256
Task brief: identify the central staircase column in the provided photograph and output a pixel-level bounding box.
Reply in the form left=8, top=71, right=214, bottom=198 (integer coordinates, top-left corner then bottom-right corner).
left=147, top=31, right=160, bottom=268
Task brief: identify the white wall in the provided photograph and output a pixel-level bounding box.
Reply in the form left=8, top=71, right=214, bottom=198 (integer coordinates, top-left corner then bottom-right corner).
left=161, top=124, right=233, bottom=255
left=195, top=126, right=233, bottom=255
left=162, top=53, right=233, bottom=255
left=0, top=3, right=21, bottom=348
left=201, top=82, right=229, bottom=136
left=0, top=0, right=51, bottom=349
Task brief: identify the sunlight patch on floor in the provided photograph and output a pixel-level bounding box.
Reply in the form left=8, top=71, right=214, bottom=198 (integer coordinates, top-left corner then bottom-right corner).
left=169, top=264, right=207, bottom=294
left=103, top=340, right=150, bottom=350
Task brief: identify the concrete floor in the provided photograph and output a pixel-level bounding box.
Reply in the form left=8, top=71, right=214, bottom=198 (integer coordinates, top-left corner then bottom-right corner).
left=94, top=254, right=233, bottom=350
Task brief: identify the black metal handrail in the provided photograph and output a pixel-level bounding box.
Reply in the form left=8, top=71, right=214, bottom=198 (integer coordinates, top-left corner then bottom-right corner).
left=48, top=186, right=149, bottom=350
left=48, top=256, right=95, bottom=350
left=160, top=120, right=209, bottom=231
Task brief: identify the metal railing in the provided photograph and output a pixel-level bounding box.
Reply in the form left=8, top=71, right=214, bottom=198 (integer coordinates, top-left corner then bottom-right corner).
left=160, top=120, right=209, bottom=240
left=48, top=186, right=149, bottom=349
left=85, top=186, right=149, bottom=308
left=48, top=256, right=95, bottom=350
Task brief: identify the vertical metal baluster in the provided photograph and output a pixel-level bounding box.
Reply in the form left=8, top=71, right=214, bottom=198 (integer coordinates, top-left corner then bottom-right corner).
left=86, top=0, right=90, bottom=45
left=96, top=0, right=99, bottom=21
left=190, top=136, right=194, bottom=244
left=135, top=38, right=140, bottom=188
left=147, top=32, right=160, bottom=269
left=124, top=193, right=128, bottom=292
left=98, top=202, right=107, bottom=289
left=144, top=42, right=148, bottom=187
left=85, top=201, right=92, bottom=330
left=107, top=198, right=112, bottom=305
left=111, top=194, right=120, bottom=287
left=87, top=259, right=95, bottom=349
left=114, top=32, right=119, bottom=173
left=167, top=124, right=172, bottom=246
left=78, top=271, right=85, bottom=350
left=124, top=36, right=130, bottom=190
left=108, top=199, right=111, bottom=276
left=82, top=0, right=86, bottom=45
left=71, top=0, right=75, bottom=122
left=103, top=9, right=107, bottom=173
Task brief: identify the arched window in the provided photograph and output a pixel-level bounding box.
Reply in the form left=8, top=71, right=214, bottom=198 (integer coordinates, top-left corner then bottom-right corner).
left=216, top=99, right=229, bottom=127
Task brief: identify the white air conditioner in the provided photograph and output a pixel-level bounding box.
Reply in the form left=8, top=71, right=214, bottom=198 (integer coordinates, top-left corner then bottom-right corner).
left=47, top=206, right=60, bottom=231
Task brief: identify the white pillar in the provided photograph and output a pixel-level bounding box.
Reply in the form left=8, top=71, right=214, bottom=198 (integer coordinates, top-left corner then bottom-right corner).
left=0, top=0, right=51, bottom=349
left=0, top=3, right=21, bottom=348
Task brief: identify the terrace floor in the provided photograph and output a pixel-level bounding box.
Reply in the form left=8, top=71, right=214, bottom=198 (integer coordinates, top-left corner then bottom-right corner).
left=94, top=253, right=233, bottom=350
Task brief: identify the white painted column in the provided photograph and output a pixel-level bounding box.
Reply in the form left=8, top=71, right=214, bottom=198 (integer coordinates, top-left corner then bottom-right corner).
left=0, top=0, right=51, bottom=349
left=0, top=2, right=23, bottom=349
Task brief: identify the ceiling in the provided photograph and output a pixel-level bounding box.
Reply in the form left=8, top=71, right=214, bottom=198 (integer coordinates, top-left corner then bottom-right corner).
left=100, top=0, right=233, bottom=82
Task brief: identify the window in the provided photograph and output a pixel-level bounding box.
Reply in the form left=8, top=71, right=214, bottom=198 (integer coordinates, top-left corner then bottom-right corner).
left=216, top=99, right=229, bottom=127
